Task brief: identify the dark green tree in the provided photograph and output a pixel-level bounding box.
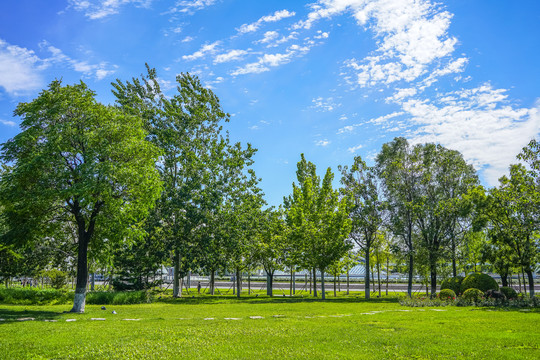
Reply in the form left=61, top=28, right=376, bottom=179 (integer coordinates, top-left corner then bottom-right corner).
left=0, top=80, right=162, bottom=312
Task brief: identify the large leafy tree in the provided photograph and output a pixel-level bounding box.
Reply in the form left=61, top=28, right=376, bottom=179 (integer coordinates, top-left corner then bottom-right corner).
left=0, top=80, right=162, bottom=312
left=113, top=68, right=258, bottom=297
left=339, top=156, right=385, bottom=299
left=285, top=154, right=352, bottom=300
left=412, top=143, right=478, bottom=297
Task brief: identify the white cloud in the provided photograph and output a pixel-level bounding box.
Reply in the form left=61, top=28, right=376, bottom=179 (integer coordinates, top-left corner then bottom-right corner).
left=230, top=42, right=312, bottom=76
left=295, top=0, right=464, bottom=88
left=368, top=111, right=404, bottom=124
left=315, top=139, right=331, bottom=146
left=168, top=0, right=218, bottom=14
left=0, top=39, right=44, bottom=94
left=385, top=87, right=417, bottom=103
left=40, top=41, right=117, bottom=80
left=0, top=119, right=17, bottom=127
left=256, top=31, right=279, bottom=44
left=312, top=96, right=341, bottom=112
left=337, top=125, right=356, bottom=134
left=348, top=144, right=363, bottom=153
left=238, top=9, right=296, bottom=34
left=214, top=49, right=248, bottom=64
left=398, top=85, right=540, bottom=185
left=69, top=0, right=154, bottom=19
left=182, top=41, right=220, bottom=61
left=182, top=36, right=195, bottom=43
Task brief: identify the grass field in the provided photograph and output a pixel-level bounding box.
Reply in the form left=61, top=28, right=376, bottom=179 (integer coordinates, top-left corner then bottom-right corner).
left=1, top=295, right=539, bottom=359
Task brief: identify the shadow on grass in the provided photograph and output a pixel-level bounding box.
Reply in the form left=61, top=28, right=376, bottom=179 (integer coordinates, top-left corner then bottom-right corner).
left=0, top=308, right=63, bottom=325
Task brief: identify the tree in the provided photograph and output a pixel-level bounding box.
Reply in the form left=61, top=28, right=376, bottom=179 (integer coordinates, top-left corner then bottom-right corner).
left=0, top=80, right=162, bottom=312
left=113, top=68, right=258, bottom=298
left=376, top=137, right=421, bottom=297
left=285, top=154, right=352, bottom=300
left=485, top=164, right=539, bottom=296
left=412, top=143, right=478, bottom=297
left=340, top=156, right=385, bottom=299
left=253, top=208, right=288, bottom=296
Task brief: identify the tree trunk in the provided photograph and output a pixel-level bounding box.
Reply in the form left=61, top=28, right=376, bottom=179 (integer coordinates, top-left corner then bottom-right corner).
left=347, top=269, right=350, bottom=295
left=266, top=271, right=273, bottom=296
left=248, top=273, right=251, bottom=295
left=210, top=269, right=215, bottom=295
left=236, top=268, right=241, bottom=298
left=293, top=271, right=296, bottom=295
left=333, top=274, right=336, bottom=297
left=321, top=269, right=326, bottom=300
left=365, top=247, right=370, bottom=299
left=377, top=259, right=381, bottom=298
left=386, top=256, right=389, bottom=296
left=407, top=253, right=414, bottom=298
left=521, top=268, right=527, bottom=295
left=173, top=249, right=181, bottom=298
left=501, top=272, right=508, bottom=287
left=290, top=268, right=293, bottom=296
left=71, top=235, right=89, bottom=313
left=90, top=273, right=95, bottom=291
left=451, top=235, right=457, bottom=278
left=429, top=253, right=437, bottom=298
left=526, top=268, right=535, bottom=297
left=312, top=268, right=317, bottom=297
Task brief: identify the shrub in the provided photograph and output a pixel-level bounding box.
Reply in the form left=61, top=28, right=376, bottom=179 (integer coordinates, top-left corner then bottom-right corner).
left=86, top=291, right=151, bottom=305
left=500, top=286, right=518, bottom=300
left=44, top=269, right=68, bottom=289
left=438, top=289, right=456, bottom=300
left=461, top=273, right=499, bottom=293
left=0, top=288, right=72, bottom=305
left=461, top=288, right=484, bottom=302
left=440, top=276, right=464, bottom=295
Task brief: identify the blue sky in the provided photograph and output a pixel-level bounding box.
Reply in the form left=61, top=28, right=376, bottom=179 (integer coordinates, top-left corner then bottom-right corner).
left=1, top=0, right=539, bottom=206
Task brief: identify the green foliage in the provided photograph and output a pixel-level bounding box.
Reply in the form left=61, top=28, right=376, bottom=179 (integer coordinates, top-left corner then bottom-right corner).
left=438, top=289, right=456, bottom=300
left=461, top=288, right=484, bottom=302
left=0, top=288, right=72, bottom=305
left=440, top=276, right=464, bottom=295
left=86, top=291, right=151, bottom=305
left=500, top=286, right=518, bottom=300
left=460, top=273, right=498, bottom=293
left=43, top=269, right=68, bottom=289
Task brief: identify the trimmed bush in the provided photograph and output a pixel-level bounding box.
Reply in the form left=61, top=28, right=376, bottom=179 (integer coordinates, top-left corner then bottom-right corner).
left=461, top=273, right=499, bottom=293
left=44, top=269, right=68, bottom=289
left=440, top=276, right=464, bottom=295
left=500, top=286, right=518, bottom=300
left=462, top=288, right=484, bottom=302
left=438, top=289, right=456, bottom=300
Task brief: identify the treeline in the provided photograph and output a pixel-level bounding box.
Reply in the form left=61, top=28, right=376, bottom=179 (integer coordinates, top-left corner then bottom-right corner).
left=0, top=67, right=538, bottom=312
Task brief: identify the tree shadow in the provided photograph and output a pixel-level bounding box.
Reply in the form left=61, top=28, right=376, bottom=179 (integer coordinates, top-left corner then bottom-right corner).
left=0, top=308, right=63, bottom=325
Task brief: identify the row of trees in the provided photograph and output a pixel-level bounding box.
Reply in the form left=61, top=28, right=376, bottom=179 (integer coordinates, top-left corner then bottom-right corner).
left=1, top=68, right=539, bottom=312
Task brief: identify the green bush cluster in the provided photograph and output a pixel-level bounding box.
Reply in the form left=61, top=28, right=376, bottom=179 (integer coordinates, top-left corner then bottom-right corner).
left=86, top=291, right=151, bottom=305
left=440, top=276, right=464, bottom=295
left=43, top=269, right=68, bottom=289
left=460, top=273, right=499, bottom=293
left=0, top=288, right=72, bottom=305
left=438, top=289, right=456, bottom=300
left=460, top=288, right=484, bottom=302
left=500, top=286, right=518, bottom=299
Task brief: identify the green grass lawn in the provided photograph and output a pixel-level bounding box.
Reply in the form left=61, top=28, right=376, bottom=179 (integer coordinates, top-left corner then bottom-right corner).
left=1, top=295, right=539, bottom=359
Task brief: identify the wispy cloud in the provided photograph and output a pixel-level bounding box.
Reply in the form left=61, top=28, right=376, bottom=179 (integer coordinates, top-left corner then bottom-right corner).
left=0, top=119, right=17, bottom=127
left=182, top=41, right=221, bottom=61
left=40, top=41, right=117, bottom=80
left=312, top=96, right=340, bottom=112
left=214, top=49, right=249, bottom=64
left=68, top=0, right=154, bottom=19
left=348, top=144, right=363, bottom=153
left=0, top=39, right=44, bottom=94
left=237, top=9, right=296, bottom=34
left=315, top=139, right=331, bottom=147
left=167, top=0, right=218, bottom=15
